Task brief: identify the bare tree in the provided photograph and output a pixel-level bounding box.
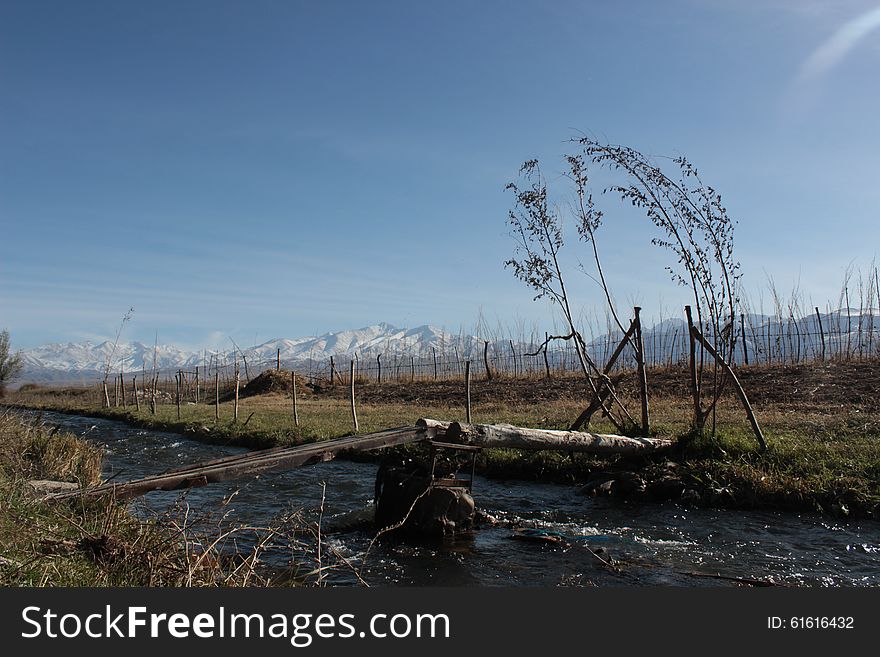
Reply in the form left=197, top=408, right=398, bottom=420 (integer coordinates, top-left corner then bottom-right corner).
left=0, top=329, right=23, bottom=397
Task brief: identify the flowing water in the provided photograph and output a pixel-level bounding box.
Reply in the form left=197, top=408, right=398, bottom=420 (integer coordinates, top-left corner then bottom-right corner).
left=23, top=410, right=880, bottom=586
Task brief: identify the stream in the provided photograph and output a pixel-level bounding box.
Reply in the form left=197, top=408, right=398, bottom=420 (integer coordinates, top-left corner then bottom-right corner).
left=22, top=410, right=880, bottom=586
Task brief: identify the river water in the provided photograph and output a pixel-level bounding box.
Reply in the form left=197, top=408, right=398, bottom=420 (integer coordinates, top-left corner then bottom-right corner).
left=24, top=410, right=880, bottom=587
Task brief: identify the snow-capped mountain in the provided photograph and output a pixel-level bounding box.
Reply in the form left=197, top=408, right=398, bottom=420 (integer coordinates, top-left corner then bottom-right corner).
left=17, top=323, right=485, bottom=385
left=14, top=310, right=880, bottom=387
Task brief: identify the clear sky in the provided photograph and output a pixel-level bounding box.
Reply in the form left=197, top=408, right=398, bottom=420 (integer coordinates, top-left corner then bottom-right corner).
left=2, top=0, right=879, bottom=350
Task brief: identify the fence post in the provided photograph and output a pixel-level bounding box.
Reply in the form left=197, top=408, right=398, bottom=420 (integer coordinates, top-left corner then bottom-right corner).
left=740, top=314, right=749, bottom=366
left=233, top=368, right=240, bottom=422
left=633, top=307, right=650, bottom=436
left=195, top=366, right=200, bottom=403
left=376, top=353, right=382, bottom=383
left=465, top=360, right=472, bottom=423
left=291, top=370, right=299, bottom=427
left=433, top=347, right=438, bottom=380
left=684, top=305, right=702, bottom=429
left=214, top=371, right=220, bottom=421
left=277, top=348, right=281, bottom=371
left=175, top=372, right=181, bottom=421
left=483, top=340, right=493, bottom=381
left=815, top=306, right=826, bottom=362
left=350, top=360, right=359, bottom=432
left=132, top=376, right=140, bottom=412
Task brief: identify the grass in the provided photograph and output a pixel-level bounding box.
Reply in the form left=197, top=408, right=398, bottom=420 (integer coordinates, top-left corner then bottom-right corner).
left=0, top=411, right=331, bottom=586
left=8, top=360, right=880, bottom=518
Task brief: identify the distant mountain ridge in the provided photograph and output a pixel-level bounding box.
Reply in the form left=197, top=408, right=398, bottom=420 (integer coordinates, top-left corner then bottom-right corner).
left=15, top=310, right=880, bottom=387
left=17, top=323, right=484, bottom=385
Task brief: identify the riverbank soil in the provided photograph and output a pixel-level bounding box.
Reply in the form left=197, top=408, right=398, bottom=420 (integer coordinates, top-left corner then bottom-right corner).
left=9, top=360, right=880, bottom=518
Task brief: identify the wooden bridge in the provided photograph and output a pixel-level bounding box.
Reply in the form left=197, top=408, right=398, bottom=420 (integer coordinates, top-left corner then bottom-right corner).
left=48, top=420, right=672, bottom=502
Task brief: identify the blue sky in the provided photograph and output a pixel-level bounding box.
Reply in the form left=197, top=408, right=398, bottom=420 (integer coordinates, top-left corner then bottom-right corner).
left=2, top=0, right=879, bottom=349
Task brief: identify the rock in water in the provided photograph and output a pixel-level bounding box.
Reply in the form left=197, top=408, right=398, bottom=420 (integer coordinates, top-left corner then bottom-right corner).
left=374, top=465, right=475, bottom=537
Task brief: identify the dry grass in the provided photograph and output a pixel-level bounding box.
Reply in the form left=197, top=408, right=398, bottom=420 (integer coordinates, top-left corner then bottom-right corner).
left=0, top=412, right=344, bottom=586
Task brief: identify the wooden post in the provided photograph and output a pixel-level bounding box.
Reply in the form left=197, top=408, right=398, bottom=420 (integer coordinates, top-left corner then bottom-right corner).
left=740, top=314, right=749, bottom=366
left=684, top=305, right=702, bottom=429
left=175, top=372, right=181, bottom=421
left=432, top=347, right=438, bottom=380
left=350, top=360, right=359, bottom=432
left=465, top=360, right=472, bottom=423
left=233, top=368, right=240, bottom=422
left=214, top=371, right=220, bottom=421
left=195, top=366, right=200, bottom=403
left=509, top=340, right=517, bottom=377
left=119, top=373, right=126, bottom=408
left=690, top=325, right=767, bottom=451
left=376, top=353, right=382, bottom=383
left=291, top=371, right=299, bottom=427
left=543, top=332, right=551, bottom=379
left=132, top=377, right=140, bottom=412
left=277, top=348, right=281, bottom=371
left=816, top=306, right=826, bottom=362
left=114, top=375, right=119, bottom=407
left=483, top=340, right=493, bottom=381
left=102, top=380, right=110, bottom=408
left=149, top=376, right=156, bottom=414
left=410, top=355, right=415, bottom=382
left=633, top=307, right=650, bottom=436
left=330, top=356, right=336, bottom=385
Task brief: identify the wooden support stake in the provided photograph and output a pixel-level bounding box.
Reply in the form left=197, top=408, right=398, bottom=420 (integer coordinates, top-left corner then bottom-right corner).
left=465, top=360, right=472, bottom=423
left=816, top=306, right=826, bottom=362
left=277, top=348, right=281, bottom=371
left=569, top=319, right=638, bottom=431
left=233, top=369, right=240, bottom=422
left=330, top=356, right=336, bottom=385
left=350, top=360, right=359, bottom=432
left=684, top=305, right=702, bottom=429
left=510, top=340, right=517, bottom=378
left=483, top=340, right=492, bottom=381
left=433, top=347, right=438, bottom=380
left=376, top=353, right=382, bottom=383
left=543, top=332, right=551, bottom=379
left=291, top=370, right=299, bottom=427
left=690, top=325, right=767, bottom=451
left=410, top=355, right=415, bottom=382
left=740, top=314, right=749, bottom=366
left=119, top=373, right=126, bottom=408
left=132, top=377, right=140, bottom=412
left=195, top=366, right=200, bottom=403
left=175, top=372, right=181, bottom=421
left=214, top=371, right=220, bottom=421
left=102, top=381, right=110, bottom=408
left=633, top=306, right=650, bottom=436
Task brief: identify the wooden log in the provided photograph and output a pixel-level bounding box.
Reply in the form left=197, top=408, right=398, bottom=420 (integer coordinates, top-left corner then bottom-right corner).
left=50, top=426, right=428, bottom=502
left=447, top=422, right=672, bottom=455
